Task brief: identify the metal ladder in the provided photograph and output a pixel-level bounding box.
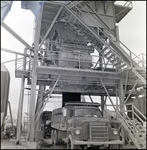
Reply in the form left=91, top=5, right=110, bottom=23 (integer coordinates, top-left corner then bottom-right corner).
left=64, top=2, right=146, bottom=84
left=115, top=103, right=146, bottom=149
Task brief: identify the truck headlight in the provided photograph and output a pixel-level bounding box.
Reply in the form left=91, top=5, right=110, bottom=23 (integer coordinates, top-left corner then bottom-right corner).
left=75, top=129, right=80, bottom=135
left=113, top=129, right=118, bottom=135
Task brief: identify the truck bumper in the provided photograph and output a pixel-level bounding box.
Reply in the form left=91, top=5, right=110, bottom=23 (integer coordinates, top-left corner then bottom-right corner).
left=73, top=140, right=124, bottom=146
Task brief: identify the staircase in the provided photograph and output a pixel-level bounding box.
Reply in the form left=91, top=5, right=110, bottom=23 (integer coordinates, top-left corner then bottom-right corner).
left=116, top=103, right=146, bottom=149
left=64, top=1, right=146, bottom=84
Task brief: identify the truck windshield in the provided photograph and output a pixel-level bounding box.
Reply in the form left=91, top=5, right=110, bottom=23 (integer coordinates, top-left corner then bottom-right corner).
left=74, top=108, right=102, bottom=117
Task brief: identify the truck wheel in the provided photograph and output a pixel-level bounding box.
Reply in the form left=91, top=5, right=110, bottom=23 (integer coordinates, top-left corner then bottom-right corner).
left=67, top=134, right=79, bottom=149
left=51, top=130, right=54, bottom=144
left=54, top=130, right=58, bottom=145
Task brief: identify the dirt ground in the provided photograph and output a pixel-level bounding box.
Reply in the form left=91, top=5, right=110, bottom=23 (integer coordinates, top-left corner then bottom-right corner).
left=1, top=139, right=27, bottom=149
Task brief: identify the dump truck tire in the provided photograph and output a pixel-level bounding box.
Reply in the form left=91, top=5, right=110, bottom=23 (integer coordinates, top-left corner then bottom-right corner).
left=67, top=134, right=79, bottom=149
left=54, top=130, right=58, bottom=145
left=51, top=130, right=54, bottom=144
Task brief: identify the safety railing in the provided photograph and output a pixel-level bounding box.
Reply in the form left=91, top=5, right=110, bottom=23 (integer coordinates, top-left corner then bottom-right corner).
left=15, top=49, right=117, bottom=72
left=38, top=48, right=116, bottom=70
left=15, top=54, right=25, bottom=70
left=105, top=103, right=146, bottom=148
left=132, top=53, right=146, bottom=69
left=106, top=103, right=146, bottom=123
left=15, top=52, right=33, bottom=71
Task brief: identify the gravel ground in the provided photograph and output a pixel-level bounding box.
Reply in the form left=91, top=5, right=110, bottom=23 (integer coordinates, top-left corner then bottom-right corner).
left=1, top=138, right=27, bottom=149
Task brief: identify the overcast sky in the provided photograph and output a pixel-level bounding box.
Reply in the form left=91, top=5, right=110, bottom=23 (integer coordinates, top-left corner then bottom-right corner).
left=1, top=1, right=146, bottom=119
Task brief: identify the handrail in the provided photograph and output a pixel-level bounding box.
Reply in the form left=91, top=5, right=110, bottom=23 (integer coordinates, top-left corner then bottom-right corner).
left=15, top=49, right=115, bottom=70
left=132, top=53, right=146, bottom=60
left=68, top=1, right=145, bottom=69
left=133, top=105, right=146, bottom=121
left=106, top=103, right=146, bottom=122
left=106, top=103, right=146, bottom=149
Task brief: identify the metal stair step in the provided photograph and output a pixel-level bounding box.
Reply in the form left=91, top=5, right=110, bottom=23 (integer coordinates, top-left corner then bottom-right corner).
left=104, top=51, right=111, bottom=57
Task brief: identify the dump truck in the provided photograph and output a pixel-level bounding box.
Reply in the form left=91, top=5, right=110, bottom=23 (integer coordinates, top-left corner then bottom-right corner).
left=51, top=102, right=124, bottom=149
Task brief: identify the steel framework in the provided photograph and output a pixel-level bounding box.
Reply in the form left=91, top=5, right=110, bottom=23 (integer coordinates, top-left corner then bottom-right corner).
left=1, top=1, right=146, bottom=149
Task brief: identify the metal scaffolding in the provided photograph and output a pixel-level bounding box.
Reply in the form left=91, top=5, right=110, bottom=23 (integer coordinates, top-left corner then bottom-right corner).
left=1, top=1, right=146, bottom=149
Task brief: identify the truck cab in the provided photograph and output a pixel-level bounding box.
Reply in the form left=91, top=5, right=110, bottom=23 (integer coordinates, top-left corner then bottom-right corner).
left=51, top=102, right=124, bottom=149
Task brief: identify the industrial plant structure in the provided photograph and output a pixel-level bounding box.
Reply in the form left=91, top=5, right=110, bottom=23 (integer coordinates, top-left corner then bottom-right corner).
left=1, top=1, right=146, bottom=149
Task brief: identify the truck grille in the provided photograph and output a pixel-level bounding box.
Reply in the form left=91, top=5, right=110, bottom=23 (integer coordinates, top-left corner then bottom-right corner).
left=90, top=122, right=108, bottom=142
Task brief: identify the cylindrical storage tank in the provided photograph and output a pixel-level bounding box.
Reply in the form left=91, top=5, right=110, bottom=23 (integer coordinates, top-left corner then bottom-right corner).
left=1, top=64, right=10, bottom=128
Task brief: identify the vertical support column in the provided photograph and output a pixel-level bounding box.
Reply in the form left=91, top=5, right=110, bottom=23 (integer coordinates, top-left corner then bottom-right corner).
left=118, top=79, right=125, bottom=116
left=35, top=85, right=45, bottom=131
left=101, top=96, right=104, bottom=116
left=115, top=85, right=119, bottom=119
left=16, top=48, right=27, bottom=145
left=99, top=52, right=103, bottom=70
left=142, top=53, right=145, bottom=68
left=8, top=101, right=13, bottom=128
left=27, top=2, right=43, bottom=148
left=103, top=96, right=107, bottom=118
left=115, top=25, right=119, bottom=44
left=16, top=75, right=25, bottom=145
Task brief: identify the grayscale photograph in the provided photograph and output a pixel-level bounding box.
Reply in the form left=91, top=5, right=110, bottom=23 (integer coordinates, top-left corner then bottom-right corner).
left=1, top=1, right=146, bottom=149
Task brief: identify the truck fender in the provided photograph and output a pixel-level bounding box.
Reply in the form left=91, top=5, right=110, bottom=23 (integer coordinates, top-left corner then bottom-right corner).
left=67, top=127, right=74, bottom=138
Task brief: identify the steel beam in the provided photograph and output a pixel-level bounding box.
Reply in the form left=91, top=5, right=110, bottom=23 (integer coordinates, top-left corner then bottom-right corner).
left=101, top=96, right=104, bottom=115
left=28, top=2, right=43, bottom=143
left=1, top=48, right=27, bottom=56
left=34, top=85, right=46, bottom=127
left=2, top=57, right=23, bottom=64
left=35, top=85, right=46, bottom=131
left=45, top=1, right=64, bottom=6
left=16, top=48, right=27, bottom=145
left=34, top=75, right=61, bottom=126
left=89, top=95, right=93, bottom=102
left=7, top=101, right=13, bottom=128
left=16, top=75, right=25, bottom=145
left=118, top=79, right=125, bottom=116
left=132, top=68, right=146, bottom=84
left=36, top=66, right=120, bottom=79
left=100, top=79, right=116, bottom=111
left=1, top=21, right=32, bottom=50
left=124, top=78, right=139, bottom=104
left=39, top=6, right=63, bottom=48
left=124, top=69, right=129, bottom=97
left=67, top=1, right=83, bottom=8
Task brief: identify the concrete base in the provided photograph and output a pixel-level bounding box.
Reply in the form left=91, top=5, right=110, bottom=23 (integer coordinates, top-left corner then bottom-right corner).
left=27, top=142, right=37, bottom=149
